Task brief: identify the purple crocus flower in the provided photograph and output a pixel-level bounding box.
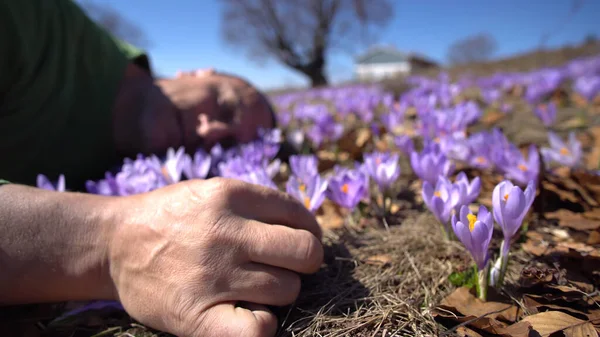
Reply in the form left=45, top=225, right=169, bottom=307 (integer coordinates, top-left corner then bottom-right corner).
left=451, top=205, right=494, bottom=271
left=234, top=169, right=278, bottom=190
left=573, top=75, right=600, bottom=102
left=381, top=111, right=404, bottom=133
left=37, top=174, right=66, bottom=192
left=540, top=132, right=582, bottom=168
left=115, top=155, right=167, bottom=195
left=163, top=147, right=187, bottom=183
left=394, top=135, right=414, bottom=154
left=500, top=145, right=540, bottom=186
left=277, top=111, right=292, bottom=127
left=466, top=132, right=493, bottom=169
left=492, top=180, right=536, bottom=256
left=86, top=173, right=119, bottom=196
left=410, top=143, right=454, bottom=184
left=326, top=168, right=368, bottom=210
left=307, top=115, right=344, bottom=147
left=534, top=102, right=557, bottom=127
left=286, top=174, right=328, bottom=213
left=289, top=154, right=319, bottom=182
left=182, top=149, right=212, bottom=179
left=362, top=151, right=400, bottom=191
left=421, top=177, right=461, bottom=226
left=454, top=172, right=481, bottom=209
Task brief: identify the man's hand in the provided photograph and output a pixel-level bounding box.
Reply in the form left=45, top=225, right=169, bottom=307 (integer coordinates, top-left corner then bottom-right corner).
left=110, top=178, right=323, bottom=337
left=0, top=178, right=323, bottom=337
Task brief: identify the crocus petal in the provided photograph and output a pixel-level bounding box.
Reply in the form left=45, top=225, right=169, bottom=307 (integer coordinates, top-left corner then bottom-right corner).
left=454, top=220, right=473, bottom=252
left=504, top=186, right=526, bottom=220
left=459, top=203, right=470, bottom=226
left=492, top=181, right=505, bottom=226
left=547, top=132, right=564, bottom=150
left=431, top=197, right=446, bottom=223
left=57, top=174, right=66, bottom=192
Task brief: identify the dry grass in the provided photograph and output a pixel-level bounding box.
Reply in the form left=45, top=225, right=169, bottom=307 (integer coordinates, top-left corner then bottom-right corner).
left=276, top=212, right=469, bottom=337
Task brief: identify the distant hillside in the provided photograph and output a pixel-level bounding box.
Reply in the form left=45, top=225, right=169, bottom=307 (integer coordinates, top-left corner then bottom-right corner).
left=378, top=41, right=600, bottom=97
left=416, top=41, right=600, bottom=78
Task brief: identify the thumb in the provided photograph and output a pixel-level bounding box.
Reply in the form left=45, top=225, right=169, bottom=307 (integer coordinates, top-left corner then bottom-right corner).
left=190, top=302, right=277, bottom=337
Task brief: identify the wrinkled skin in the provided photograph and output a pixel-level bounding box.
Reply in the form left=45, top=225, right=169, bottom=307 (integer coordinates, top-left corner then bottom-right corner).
left=109, top=178, right=323, bottom=337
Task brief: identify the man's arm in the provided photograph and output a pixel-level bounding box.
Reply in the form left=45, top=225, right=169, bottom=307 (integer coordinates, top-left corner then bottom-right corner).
left=0, top=184, right=117, bottom=304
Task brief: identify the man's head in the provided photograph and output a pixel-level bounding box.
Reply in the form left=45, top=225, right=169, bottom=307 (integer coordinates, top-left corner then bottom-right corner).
left=174, top=69, right=275, bottom=149
left=141, top=68, right=275, bottom=154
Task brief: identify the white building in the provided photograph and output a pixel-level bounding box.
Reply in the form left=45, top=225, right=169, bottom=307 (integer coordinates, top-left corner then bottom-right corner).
left=354, top=47, right=438, bottom=81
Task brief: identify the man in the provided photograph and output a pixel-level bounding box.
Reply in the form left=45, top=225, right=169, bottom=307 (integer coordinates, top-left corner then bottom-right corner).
left=0, top=1, right=324, bottom=337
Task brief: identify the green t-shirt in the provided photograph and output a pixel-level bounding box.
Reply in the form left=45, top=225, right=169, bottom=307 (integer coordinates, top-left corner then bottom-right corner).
left=0, top=0, right=149, bottom=188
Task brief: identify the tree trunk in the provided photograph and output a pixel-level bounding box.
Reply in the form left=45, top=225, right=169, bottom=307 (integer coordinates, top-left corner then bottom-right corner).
left=307, top=69, right=328, bottom=87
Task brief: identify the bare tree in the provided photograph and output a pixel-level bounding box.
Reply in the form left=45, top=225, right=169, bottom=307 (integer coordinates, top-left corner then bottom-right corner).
left=447, top=33, right=497, bottom=65
left=79, top=0, right=150, bottom=49
left=220, top=0, right=394, bottom=87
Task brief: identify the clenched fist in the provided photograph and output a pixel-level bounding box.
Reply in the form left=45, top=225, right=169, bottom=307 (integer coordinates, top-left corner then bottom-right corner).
left=108, top=178, right=324, bottom=336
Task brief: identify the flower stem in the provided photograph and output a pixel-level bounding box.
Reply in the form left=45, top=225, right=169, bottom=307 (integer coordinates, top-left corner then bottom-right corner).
left=438, top=221, right=450, bottom=241
left=476, top=264, right=489, bottom=301
left=494, top=239, right=510, bottom=287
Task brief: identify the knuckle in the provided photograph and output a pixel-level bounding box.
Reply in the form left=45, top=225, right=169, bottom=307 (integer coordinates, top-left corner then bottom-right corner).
left=296, top=230, right=324, bottom=273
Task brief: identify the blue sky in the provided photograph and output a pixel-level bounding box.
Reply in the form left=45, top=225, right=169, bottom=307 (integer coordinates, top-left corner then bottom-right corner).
left=87, top=0, right=600, bottom=90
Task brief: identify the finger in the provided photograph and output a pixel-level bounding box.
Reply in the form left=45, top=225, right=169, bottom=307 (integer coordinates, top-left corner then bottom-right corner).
left=232, top=183, right=322, bottom=240
left=194, top=302, right=277, bottom=337
left=244, top=221, right=323, bottom=274
left=230, top=263, right=301, bottom=306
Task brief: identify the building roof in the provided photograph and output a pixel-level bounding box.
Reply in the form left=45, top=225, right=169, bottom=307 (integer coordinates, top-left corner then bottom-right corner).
left=356, top=46, right=439, bottom=66
left=356, top=47, right=408, bottom=65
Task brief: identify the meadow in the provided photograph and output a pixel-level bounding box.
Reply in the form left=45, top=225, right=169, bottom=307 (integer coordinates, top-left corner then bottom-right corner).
left=4, top=51, right=600, bottom=337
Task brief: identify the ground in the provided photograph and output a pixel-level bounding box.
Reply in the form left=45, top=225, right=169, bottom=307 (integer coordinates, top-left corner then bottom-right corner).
left=2, top=46, right=600, bottom=336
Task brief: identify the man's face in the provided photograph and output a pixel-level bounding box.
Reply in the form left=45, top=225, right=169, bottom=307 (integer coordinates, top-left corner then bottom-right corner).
left=150, top=70, right=274, bottom=153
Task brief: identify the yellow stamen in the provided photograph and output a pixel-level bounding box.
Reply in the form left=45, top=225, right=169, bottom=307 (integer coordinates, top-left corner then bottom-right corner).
left=504, top=193, right=509, bottom=201
left=303, top=196, right=311, bottom=209
left=560, top=147, right=570, bottom=155
left=475, top=156, right=486, bottom=164
left=341, top=184, right=349, bottom=194
left=467, top=213, right=477, bottom=232
left=299, top=184, right=306, bottom=192
left=518, top=164, right=528, bottom=171
left=434, top=191, right=441, bottom=197
left=434, top=137, right=441, bottom=143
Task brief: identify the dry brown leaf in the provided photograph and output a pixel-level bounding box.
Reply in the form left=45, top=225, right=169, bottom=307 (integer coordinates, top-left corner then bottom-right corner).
left=523, top=237, right=600, bottom=259
left=492, top=321, right=532, bottom=337
left=440, top=287, right=519, bottom=323
left=337, top=127, right=372, bottom=159
left=315, top=200, right=345, bottom=230
left=588, top=230, right=600, bottom=245
left=520, top=311, right=599, bottom=337
left=364, top=254, right=392, bottom=266
left=546, top=210, right=600, bottom=231
left=543, top=180, right=580, bottom=203
left=481, top=110, right=506, bottom=126
left=456, top=326, right=483, bottom=337
left=554, top=116, right=588, bottom=131
left=522, top=239, right=551, bottom=256
left=583, top=208, right=600, bottom=220
left=585, top=126, right=600, bottom=170
left=522, top=295, right=594, bottom=320
left=316, top=150, right=337, bottom=172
